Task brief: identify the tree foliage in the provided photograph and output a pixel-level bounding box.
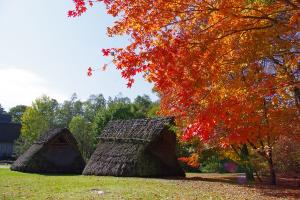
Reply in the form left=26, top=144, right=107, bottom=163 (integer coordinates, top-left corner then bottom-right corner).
left=16, top=96, right=59, bottom=156
left=15, top=93, right=158, bottom=158
left=92, top=95, right=154, bottom=136
left=273, top=136, right=300, bottom=174
left=55, top=93, right=84, bottom=127
left=21, top=96, right=58, bottom=140
left=70, top=0, right=300, bottom=184
left=8, top=105, right=27, bottom=123
left=69, top=115, right=96, bottom=160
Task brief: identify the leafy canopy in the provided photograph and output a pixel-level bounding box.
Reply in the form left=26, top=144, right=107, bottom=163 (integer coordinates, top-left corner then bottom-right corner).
left=69, top=0, right=300, bottom=146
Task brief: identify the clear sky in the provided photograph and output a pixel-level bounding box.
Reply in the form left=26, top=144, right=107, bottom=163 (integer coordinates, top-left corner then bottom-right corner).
left=0, top=0, right=157, bottom=110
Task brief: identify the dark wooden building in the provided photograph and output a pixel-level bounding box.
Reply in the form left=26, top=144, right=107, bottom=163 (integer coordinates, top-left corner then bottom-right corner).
left=83, top=117, right=185, bottom=177
left=0, top=114, right=21, bottom=159
left=11, top=128, right=85, bottom=174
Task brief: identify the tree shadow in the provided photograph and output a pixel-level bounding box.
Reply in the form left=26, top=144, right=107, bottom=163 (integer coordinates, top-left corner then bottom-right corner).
left=37, top=173, right=81, bottom=176
left=250, top=184, right=300, bottom=199
left=166, top=173, right=300, bottom=199
left=185, top=175, right=244, bottom=184
left=10, top=170, right=81, bottom=176
left=165, top=173, right=246, bottom=184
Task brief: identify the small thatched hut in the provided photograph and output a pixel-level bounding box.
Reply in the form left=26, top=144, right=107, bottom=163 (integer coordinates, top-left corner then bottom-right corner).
left=83, top=117, right=185, bottom=177
left=11, top=128, right=85, bottom=174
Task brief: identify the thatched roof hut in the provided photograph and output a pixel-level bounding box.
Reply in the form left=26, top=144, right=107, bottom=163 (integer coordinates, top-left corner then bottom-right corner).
left=83, top=117, right=185, bottom=177
left=11, top=128, right=85, bottom=174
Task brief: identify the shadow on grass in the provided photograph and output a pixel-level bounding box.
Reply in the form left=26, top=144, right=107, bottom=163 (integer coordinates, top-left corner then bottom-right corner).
left=10, top=170, right=81, bottom=177
left=37, top=173, right=81, bottom=177
left=168, top=173, right=300, bottom=199
left=184, top=175, right=245, bottom=184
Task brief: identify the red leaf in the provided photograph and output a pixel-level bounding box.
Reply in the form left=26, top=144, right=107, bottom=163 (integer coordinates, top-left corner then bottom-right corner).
left=102, top=49, right=111, bottom=56
left=68, top=10, right=77, bottom=17
left=87, top=67, right=93, bottom=76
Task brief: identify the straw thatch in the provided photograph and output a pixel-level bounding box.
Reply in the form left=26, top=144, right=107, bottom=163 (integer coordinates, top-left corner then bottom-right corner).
left=83, top=117, right=185, bottom=177
left=11, top=128, right=85, bottom=174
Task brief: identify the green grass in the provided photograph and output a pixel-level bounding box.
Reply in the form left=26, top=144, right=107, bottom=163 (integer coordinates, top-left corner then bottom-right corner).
left=1, top=167, right=296, bottom=200
left=0, top=168, right=222, bottom=200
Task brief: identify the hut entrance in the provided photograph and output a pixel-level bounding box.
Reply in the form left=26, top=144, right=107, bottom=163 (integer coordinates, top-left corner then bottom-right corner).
left=53, top=137, right=68, bottom=146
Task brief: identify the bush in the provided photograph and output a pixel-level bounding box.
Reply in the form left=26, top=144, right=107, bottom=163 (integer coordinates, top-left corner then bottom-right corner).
left=14, top=136, right=34, bottom=157
left=199, top=149, right=242, bottom=173
left=273, top=136, right=300, bottom=175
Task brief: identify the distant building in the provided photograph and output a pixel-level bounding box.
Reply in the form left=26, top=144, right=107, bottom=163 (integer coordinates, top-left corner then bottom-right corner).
left=0, top=113, right=21, bottom=159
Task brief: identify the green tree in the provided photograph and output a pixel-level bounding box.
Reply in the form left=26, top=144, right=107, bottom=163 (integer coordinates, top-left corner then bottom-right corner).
left=134, top=95, right=152, bottom=112
left=92, top=108, right=112, bottom=137
left=15, top=107, right=49, bottom=156
left=146, top=102, right=160, bottom=118
left=69, top=115, right=96, bottom=160
left=92, top=100, right=146, bottom=136
left=83, top=94, right=106, bottom=122
left=15, top=96, right=59, bottom=156
left=8, top=105, right=27, bottom=123
left=56, top=93, right=83, bottom=127
left=107, top=93, right=131, bottom=107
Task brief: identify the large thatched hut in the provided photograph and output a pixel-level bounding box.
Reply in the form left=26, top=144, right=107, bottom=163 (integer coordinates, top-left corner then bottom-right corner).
left=83, top=117, right=185, bottom=177
left=11, top=128, right=85, bottom=174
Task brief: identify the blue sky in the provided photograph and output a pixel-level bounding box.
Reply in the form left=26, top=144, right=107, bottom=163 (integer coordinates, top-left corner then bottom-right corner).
left=0, top=0, right=157, bottom=110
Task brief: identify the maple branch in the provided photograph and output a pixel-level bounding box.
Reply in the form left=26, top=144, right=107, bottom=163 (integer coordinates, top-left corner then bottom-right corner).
left=281, top=0, right=300, bottom=8
left=247, top=140, right=268, bottom=159
left=216, top=24, right=274, bottom=40
left=231, top=12, right=277, bottom=23
left=231, top=145, right=241, bottom=157
left=270, top=55, right=300, bottom=114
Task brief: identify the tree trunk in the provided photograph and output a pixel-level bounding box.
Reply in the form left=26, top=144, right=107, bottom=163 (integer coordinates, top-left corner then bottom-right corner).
left=245, top=166, right=255, bottom=182
left=240, top=144, right=255, bottom=182
left=266, top=147, right=277, bottom=185
left=268, top=157, right=277, bottom=185
left=247, top=140, right=277, bottom=185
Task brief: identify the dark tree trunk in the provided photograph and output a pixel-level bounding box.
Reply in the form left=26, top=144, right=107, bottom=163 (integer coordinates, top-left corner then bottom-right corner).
left=245, top=166, right=255, bottom=182
left=267, top=155, right=277, bottom=185
left=233, top=144, right=255, bottom=182
left=240, top=144, right=255, bottom=182
left=247, top=139, right=277, bottom=185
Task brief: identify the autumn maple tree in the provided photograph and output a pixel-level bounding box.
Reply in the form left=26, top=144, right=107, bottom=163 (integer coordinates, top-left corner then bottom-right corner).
left=69, top=0, right=300, bottom=184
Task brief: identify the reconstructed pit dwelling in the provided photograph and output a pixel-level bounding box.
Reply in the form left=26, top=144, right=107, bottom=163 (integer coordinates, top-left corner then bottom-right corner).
left=83, top=117, right=185, bottom=177
left=11, top=128, right=85, bottom=174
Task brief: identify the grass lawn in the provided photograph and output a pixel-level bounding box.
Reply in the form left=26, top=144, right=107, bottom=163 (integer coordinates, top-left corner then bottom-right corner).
left=0, top=166, right=299, bottom=200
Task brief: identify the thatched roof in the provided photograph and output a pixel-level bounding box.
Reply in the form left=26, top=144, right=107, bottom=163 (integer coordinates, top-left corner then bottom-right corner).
left=99, top=117, right=174, bottom=142
left=11, top=128, right=85, bottom=174
left=34, top=128, right=77, bottom=145
left=83, top=117, right=185, bottom=177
